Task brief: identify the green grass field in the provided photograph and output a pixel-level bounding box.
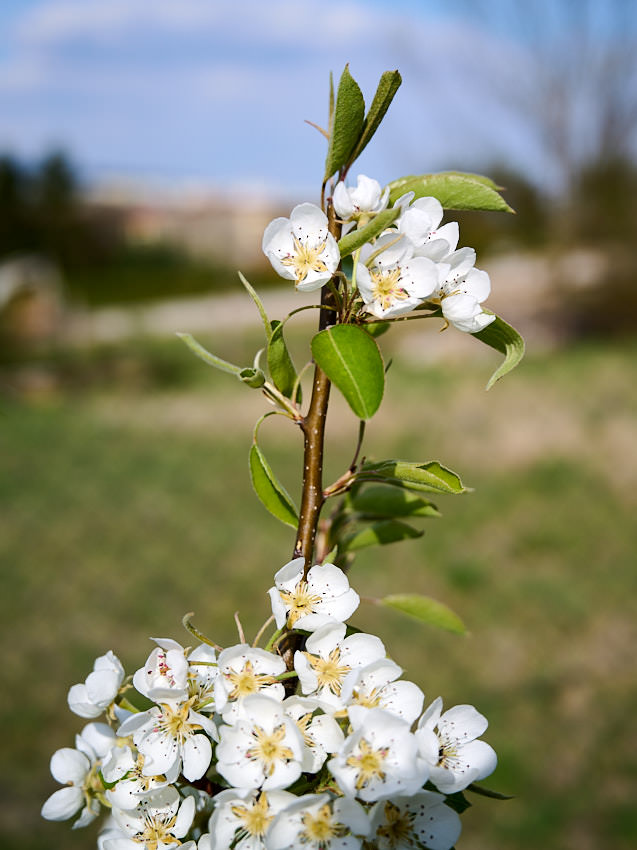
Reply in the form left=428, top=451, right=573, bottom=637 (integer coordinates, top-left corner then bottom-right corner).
left=1, top=330, right=636, bottom=850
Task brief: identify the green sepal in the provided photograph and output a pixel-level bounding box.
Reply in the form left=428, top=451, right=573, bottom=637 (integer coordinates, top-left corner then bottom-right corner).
left=268, top=320, right=301, bottom=402
left=342, top=520, right=423, bottom=552
left=348, top=70, right=402, bottom=164
left=363, top=460, right=468, bottom=494
left=350, top=485, right=440, bottom=518
left=249, top=443, right=298, bottom=528
left=337, top=207, right=401, bottom=258
left=387, top=171, right=514, bottom=213
left=324, top=65, right=365, bottom=181
left=176, top=332, right=242, bottom=376
left=311, top=324, right=384, bottom=420
left=380, top=594, right=466, bottom=634
left=365, top=321, right=390, bottom=338
left=472, top=314, right=525, bottom=390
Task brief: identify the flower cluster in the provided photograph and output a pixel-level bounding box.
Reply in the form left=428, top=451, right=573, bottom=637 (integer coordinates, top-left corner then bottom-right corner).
left=262, top=174, right=496, bottom=333
left=43, top=557, right=497, bottom=850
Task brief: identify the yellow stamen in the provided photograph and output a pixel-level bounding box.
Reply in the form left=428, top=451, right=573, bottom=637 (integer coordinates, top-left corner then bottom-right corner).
left=226, top=660, right=276, bottom=700
left=280, top=235, right=329, bottom=286
left=376, top=801, right=416, bottom=848
left=280, top=581, right=322, bottom=627
left=370, top=266, right=408, bottom=312
left=346, top=738, right=388, bottom=790
left=247, top=724, right=294, bottom=776
left=230, top=793, right=273, bottom=837
left=306, top=647, right=350, bottom=696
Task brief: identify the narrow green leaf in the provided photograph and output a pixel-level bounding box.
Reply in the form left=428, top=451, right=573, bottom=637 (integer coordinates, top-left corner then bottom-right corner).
left=343, top=520, right=423, bottom=552
left=364, top=460, right=467, bottom=494
left=381, top=594, right=466, bottom=634
left=176, top=332, right=242, bottom=375
left=268, top=320, right=300, bottom=401
left=249, top=444, right=298, bottom=528
left=311, top=324, right=384, bottom=420
left=349, top=69, right=402, bottom=163
left=351, top=486, right=441, bottom=518
left=467, top=784, right=515, bottom=801
left=324, top=65, right=365, bottom=181
left=444, top=792, right=472, bottom=814
left=337, top=206, right=401, bottom=258
left=238, top=271, right=270, bottom=340
left=472, top=314, right=525, bottom=390
left=387, top=172, right=514, bottom=213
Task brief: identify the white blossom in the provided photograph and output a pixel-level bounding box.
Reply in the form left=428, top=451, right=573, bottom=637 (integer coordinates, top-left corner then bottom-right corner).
left=341, top=658, right=424, bottom=724
left=369, top=792, right=462, bottom=850
left=356, top=234, right=440, bottom=320
left=294, top=622, right=386, bottom=710
left=214, top=644, right=286, bottom=722
left=215, top=695, right=305, bottom=791
left=282, top=695, right=344, bottom=772
left=263, top=203, right=340, bottom=292
left=328, top=707, right=428, bottom=802
left=398, top=197, right=459, bottom=261
left=415, top=697, right=497, bottom=793
left=117, top=700, right=217, bottom=782
left=267, top=793, right=370, bottom=850
left=106, top=786, right=195, bottom=850
left=434, top=247, right=495, bottom=333
left=333, top=174, right=389, bottom=223
left=67, top=650, right=125, bottom=719
left=133, top=638, right=189, bottom=705
left=187, top=643, right=218, bottom=713
left=210, top=788, right=296, bottom=850
left=41, top=723, right=116, bottom=828
left=102, top=745, right=179, bottom=810
left=269, top=558, right=359, bottom=631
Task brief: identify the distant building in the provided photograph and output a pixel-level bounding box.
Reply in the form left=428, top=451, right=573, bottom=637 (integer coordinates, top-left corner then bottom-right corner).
left=0, top=255, right=64, bottom=347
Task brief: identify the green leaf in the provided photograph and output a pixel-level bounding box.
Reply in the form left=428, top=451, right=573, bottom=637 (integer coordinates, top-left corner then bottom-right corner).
left=311, top=324, right=384, bottom=420
left=324, top=65, right=365, bottom=181
left=351, top=486, right=440, bottom=518
left=365, top=321, right=390, bottom=338
left=268, top=320, right=301, bottom=401
left=349, top=70, right=402, bottom=163
left=387, top=172, right=514, bottom=213
left=337, top=206, right=401, bottom=258
left=238, top=271, right=270, bottom=340
left=364, top=460, right=467, bottom=494
left=467, top=783, right=514, bottom=801
left=176, top=333, right=242, bottom=376
left=381, top=594, right=466, bottom=634
left=249, top=444, right=298, bottom=528
left=444, top=792, right=472, bottom=814
left=343, top=520, right=423, bottom=552
left=472, top=314, right=525, bottom=390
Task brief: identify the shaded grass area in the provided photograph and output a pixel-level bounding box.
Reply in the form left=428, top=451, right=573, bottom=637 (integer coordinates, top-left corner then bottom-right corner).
left=1, top=337, right=636, bottom=850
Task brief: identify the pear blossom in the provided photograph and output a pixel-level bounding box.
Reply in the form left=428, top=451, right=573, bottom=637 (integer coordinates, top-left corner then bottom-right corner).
left=415, top=697, right=497, bottom=793
left=433, top=247, right=495, bottom=333
left=356, top=234, right=440, bottom=319
left=214, top=644, right=286, bottom=722
left=267, top=793, right=370, bottom=850
left=187, top=643, right=218, bottom=712
left=282, top=696, right=344, bottom=772
left=262, top=203, right=340, bottom=292
left=117, top=700, right=217, bottom=782
left=67, top=650, right=125, bottom=718
left=102, top=745, right=179, bottom=810
left=369, top=792, right=462, bottom=850
left=269, top=558, right=359, bottom=631
left=341, top=658, right=424, bottom=724
left=106, top=786, right=195, bottom=850
left=333, top=174, right=389, bottom=223
left=42, top=723, right=116, bottom=828
left=133, top=638, right=189, bottom=705
left=215, top=695, right=305, bottom=791
left=398, top=197, right=459, bottom=261
left=328, top=707, right=428, bottom=802
left=294, top=621, right=386, bottom=710
left=209, top=788, right=296, bottom=850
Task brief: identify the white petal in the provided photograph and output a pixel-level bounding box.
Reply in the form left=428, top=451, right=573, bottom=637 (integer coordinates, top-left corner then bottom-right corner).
left=67, top=683, right=103, bottom=718
left=333, top=181, right=355, bottom=219
left=460, top=268, right=491, bottom=303
left=439, top=704, right=489, bottom=741
left=289, top=202, right=329, bottom=242
left=41, top=786, right=84, bottom=821
left=79, top=722, right=116, bottom=759
left=173, top=795, right=196, bottom=838
left=181, top=733, right=212, bottom=781
left=50, top=747, right=90, bottom=785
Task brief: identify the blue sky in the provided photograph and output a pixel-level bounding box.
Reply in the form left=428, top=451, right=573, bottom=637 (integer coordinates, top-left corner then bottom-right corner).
left=0, top=0, right=632, bottom=197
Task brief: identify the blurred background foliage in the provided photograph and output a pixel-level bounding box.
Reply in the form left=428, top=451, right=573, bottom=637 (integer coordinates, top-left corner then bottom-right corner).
left=1, top=1, right=637, bottom=849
